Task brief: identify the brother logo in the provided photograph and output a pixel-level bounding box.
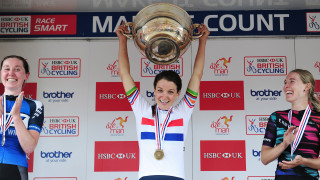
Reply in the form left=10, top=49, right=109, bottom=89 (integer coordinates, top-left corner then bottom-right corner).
left=146, top=90, right=154, bottom=98
left=41, top=151, right=72, bottom=158
left=250, top=89, right=282, bottom=97
left=43, top=91, right=74, bottom=98
left=252, top=149, right=261, bottom=157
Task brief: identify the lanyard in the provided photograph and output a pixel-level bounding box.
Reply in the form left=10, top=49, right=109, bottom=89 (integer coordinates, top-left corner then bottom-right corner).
left=1, top=94, right=14, bottom=146
left=155, top=106, right=173, bottom=150
left=288, top=105, right=311, bottom=160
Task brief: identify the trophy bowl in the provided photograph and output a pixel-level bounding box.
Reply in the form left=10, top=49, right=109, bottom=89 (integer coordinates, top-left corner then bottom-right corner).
left=124, top=3, right=202, bottom=65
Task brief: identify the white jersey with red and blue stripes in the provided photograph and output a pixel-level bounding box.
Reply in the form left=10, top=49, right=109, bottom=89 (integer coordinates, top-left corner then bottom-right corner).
left=0, top=95, right=44, bottom=168
left=127, top=86, right=197, bottom=179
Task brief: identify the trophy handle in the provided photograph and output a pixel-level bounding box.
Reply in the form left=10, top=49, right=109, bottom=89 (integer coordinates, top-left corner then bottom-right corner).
left=123, top=22, right=133, bottom=39
left=192, top=24, right=203, bottom=40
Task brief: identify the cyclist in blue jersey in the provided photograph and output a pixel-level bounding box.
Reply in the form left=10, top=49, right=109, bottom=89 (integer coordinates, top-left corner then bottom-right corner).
left=262, top=69, right=320, bottom=180
left=0, top=55, right=44, bottom=180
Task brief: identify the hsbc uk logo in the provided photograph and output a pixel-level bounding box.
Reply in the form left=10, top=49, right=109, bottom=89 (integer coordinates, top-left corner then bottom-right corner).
left=210, top=57, right=231, bottom=76
left=106, top=116, right=128, bottom=136
left=211, top=115, right=233, bottom=135
left=96, top=82, right=139, bottom=111
left=99, top=93, right=126, bottom=100
left=200, top=81, right=244, bottom=110
left=97, top=152, right=136, bottom=160
left=203, top=152, right=243, bottom=159
left=94, top=141, right=139, bottom=171
left=203, top=92, right=241, bottom=99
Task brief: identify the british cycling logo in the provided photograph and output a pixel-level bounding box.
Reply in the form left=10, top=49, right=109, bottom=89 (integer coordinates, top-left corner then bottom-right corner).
left=250, top=88, right=282, bottom=101
left=244, top=56, right=287, bottom=76
left=106, top=116, right=128, bottom=136
left=141, top=58, right=182, bottom=77
left=43, top=91, right=74, bottom=103
left=107, top=60, right=119, bottom=77
left=0, top=16, right=31, bottom=35
left=210, top=57, right=231, bottom=76
left=41, top=117, right=79, bottom=137
left=40, top=150, right=72, bottom=163
left=246, top=115, right=268, bottom=135
left=306, top=12, right=320, bottom=32
left=38, top=58, right=81, bottom=78
left=210, top=115, right=233, bottom=135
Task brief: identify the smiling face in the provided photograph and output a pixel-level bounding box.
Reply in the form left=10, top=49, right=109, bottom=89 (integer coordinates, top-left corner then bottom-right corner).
left=1, top=57, right=29, bottom=95
left=283, top=72, right=310, bottom=109
left=154, top=79, right=181, bottom=110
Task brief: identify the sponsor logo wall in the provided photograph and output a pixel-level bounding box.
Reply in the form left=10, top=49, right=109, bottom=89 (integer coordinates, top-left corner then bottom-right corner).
left=0, top=9, right=319, bottom=180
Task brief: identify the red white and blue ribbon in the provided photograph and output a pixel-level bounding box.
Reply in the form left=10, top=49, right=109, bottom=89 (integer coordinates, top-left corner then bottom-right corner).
left=155, top=106, right=173, bottom=150
left=1, top=94, right=14, bottom=146
left=288, top=105, right=311, bottom=160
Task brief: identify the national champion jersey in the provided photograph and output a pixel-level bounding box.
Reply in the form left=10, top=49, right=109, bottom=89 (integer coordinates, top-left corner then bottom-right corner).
left=263, top=109, right=320, bottom=179
left=0, top=95, right=44, bottom=168
left=127, top=86, right=197, bottom=179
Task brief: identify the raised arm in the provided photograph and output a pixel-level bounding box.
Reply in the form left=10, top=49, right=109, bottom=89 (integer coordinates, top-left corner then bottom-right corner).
left=116, top=24, right=136, bottom=92
left=187, top=24, right=210, bottom=93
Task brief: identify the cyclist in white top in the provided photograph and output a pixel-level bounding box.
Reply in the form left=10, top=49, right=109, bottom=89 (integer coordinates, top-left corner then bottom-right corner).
left=116, top=23, right=209, bottom=180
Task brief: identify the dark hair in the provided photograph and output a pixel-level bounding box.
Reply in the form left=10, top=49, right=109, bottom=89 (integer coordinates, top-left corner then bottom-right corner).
left=290, top=69, right=320, bottom=112
left=152, top=70, right=182, bottom=116
left=1, top=55, right=30, bottom=74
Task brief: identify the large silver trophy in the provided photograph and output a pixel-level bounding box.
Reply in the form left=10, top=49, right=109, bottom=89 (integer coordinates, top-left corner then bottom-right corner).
left=124, top=3, right=202, bottom=65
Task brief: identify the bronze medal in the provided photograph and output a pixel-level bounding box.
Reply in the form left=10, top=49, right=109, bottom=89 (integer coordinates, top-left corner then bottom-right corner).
left=154, top=149, right=164, bottom=160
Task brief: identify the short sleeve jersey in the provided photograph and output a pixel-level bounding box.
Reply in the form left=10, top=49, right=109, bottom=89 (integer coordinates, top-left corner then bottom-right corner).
left=263, top=109, right=320, bottom=179
left=0, top=95, right=44, bottom=168
left=126, top=86, right=197, bottom=179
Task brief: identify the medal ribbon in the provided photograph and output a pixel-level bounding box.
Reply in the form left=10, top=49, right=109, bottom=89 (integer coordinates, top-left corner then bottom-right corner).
left=288, top=105, right=311, bottom=159
left=1, top=94, right=15, bottom=146
left=155, top=106, right=173, bottom=150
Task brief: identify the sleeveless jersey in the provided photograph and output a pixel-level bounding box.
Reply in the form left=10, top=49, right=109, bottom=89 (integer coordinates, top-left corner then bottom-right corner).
left=0, top=95, right=44, bottom=168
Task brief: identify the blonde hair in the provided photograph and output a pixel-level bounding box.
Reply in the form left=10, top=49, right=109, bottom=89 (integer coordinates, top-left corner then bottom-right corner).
left=290, top=69, right=320, bottom=112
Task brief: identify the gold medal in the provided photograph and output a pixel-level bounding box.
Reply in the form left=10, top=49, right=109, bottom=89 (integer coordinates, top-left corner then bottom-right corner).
left=154, top=149, right=164, bottom=160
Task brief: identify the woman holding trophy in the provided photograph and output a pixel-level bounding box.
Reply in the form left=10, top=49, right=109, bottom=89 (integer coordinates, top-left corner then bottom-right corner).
left=115, top=7, right=209, bottom=180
